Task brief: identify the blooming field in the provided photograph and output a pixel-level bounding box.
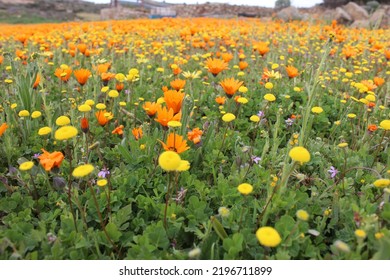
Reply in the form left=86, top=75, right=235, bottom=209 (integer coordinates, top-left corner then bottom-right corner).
left=0, top=18, right=389, bottom=260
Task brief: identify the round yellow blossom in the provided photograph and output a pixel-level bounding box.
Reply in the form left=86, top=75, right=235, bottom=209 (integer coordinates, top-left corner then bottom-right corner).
left=97, top=179, right=108, bottom=187
left=38, top=126, right=52, bottom=136
left=237, top=97, right=248, bottom=104
left=222, top=113, right=236, bottom=122
left=218, top=207, right=230, bottom=218
left=338, top=143, right=348, bottom=148
left=78, top=104, right=91, bottom=112
left=237, top=183, right=253, bottom=195
left=18, top=110, right=30, bottom=117
left=238, top=86, right=248, bottom=93
left=158, top=151, right=181, bottom=171
left=264, top=93, right=276, bottom=102
left=365, top=95, right=375, bottom=102
left=140, top=144, right=146, bottom=150
left=379, top=120, right=390, bottom=130
left=157, top=97, right=165, bottom=104
left=54, top=125, right=78, bottom=140
left=19, top=161, right=34, bottom=171
left=256, top=226, right=282, bottom=247
left=311, top=106, right=324, bottom=114
left=31, top=111, right=42, bottom=119
left=250, top=115, right=260, bottom=122
left=296, top=209, right=309, bottom=221
left=167, top=121, right=182, bottom=128
left=375, top=232, right=384, bottom=239
left=72, top=164, right=94, bottom=178
left=347, top=113, right=356, bottom=119
left=108, top=90, right=119, bottom=98
left=119, top=102, right=127, bottom=107
left=373, top=178, right=390, bottom=188
left=355, top=229, right=367, bottom=239
left=85, top=99, right=95, bottom=106
left=56, top=116, right=71, bottom=126
left=11, top=103, right=18, bottom=109
left=101, top=86, right=109, bottom=93
left=176, top=160, right=190, bottom=172
left=289, top=146, right=310, bottom=163
left=96, top=103, right=106, bottom=110
left=265, top=82, right=273, bottom=89
left=115, top=73, right=126, bottom=82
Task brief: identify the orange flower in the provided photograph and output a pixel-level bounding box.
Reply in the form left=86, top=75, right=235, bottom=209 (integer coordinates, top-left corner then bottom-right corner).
left=33, top=74, right=40, bottom=89
left=38, top=149, right=65, bottom=171
left=187, top=127, right=203, bottom=144
left=162, top=86, right=169, bottom=92
left=342, top=45, right=356, bottom=59
left=170, top=79, right=186, bottom=91
left=55, top=67, right=72, bottom=82
left=95, top=110, right=110, bottom=126
left=164, top=90, right=185, bottom=114
left=367, top=124, right=378, bottom=132
left=205, top=58, right=228, bottom=76
left=101, top=72, right=115, bottom=83
left=143, top=101, right=161, bottom=117
left=155, top=106, right=181, bottom=127
left=96, top=63, right=111, bottom=74
left=373, top=77, right=385, bottom=87
left=159, top=132, right=189, bottom=154
left=0, top=122, right=8, bottom=137
left=361, top=80, right=377, bottom=91
left=112, top=125, right=124, bottom=135
left=77, top=43, right=87, bottom=54
left=131, top=127, right=143, bottom=140
left=116, top=82, right=124, bottom=92
left=221, top=52, right=233, bottom=63
left=255, top=42, right=269, bottom=56
left=285, top=65, right=299, bottom=79
left=215, top=96, right=226, bottom=105
left=385, top=49, right=390, bottom=61
left=74, top=69, right=91, bottom=86
left=0, top=55, right=4, bottom=65
left=172, top=66, right=182, bottom=76
left=238, top=61, right=248, bottom=71
left=81, top=117, right=89, bottom=133
left=219, top=77, right=243, bottom=98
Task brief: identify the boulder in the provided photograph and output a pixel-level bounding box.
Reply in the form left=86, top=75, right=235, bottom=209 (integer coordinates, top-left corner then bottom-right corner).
left=369, top=6, right=390, bottom=28
left=335, top=7, right=353, bottom=23
left=350, top=20, right=370, bottom=28
left=276, top=6, right=303, bottom=21
left=100, top=7, right=146, bottom=20
left=343, top=2, right=369, bottom=21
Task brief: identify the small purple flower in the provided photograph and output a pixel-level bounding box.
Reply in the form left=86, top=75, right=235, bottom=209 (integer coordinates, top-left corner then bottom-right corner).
left=327, top=166, right=338, bottom=178
left=257, top=111, right=265, bottom=118
left=251, top=155, right=261, bottom=164
left=98, top=167, right=110, bottom=178
left=285, top=118, right=294, bottom=126
left=33, top=153, right=41, bottom=159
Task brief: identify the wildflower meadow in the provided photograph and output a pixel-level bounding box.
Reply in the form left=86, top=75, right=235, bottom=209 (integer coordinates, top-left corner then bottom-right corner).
left=0, top=17, right=389, bottom=260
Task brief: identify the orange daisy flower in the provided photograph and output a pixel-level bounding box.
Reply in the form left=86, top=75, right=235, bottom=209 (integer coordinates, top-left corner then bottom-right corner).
left=187, top=127, right=203, bottom=144
left=0, top=55, right=4, bottom=65
left=159, top=132, right=189, bottom=154
left=373, top=77, right=385, bottom=87
left=80, top=117, right=89, bottom=133
left=96, top=63, right=111, bottom=74
left=33, top=74, right=40, bottom=89
left=170, top=79, right=186, bottom=91
left=285, top=65, right=299, bottom=79
left=38, top=149, right=65, bottom=172
left=55, top=67, right=72, bottom=82
left=221, top=52, right=234, bottom=63
left=154, top=106, right=181, bottom=127
left=131, top=127, right=143, bottom=140
left=219, top=77, right=243, bottom=98
left=0, top=122, right=8, bottom=137
left=77, top=43, right=87, bottom=54
left=143, top=102, right=161, bottom=117
left=215, top=96, right=226, bottom=105
left=205, top=58, right=229, bottom=76
left=164, top=90, right=185, bottom=114
left=112, top=125, right=124, bottom=135
left=95, top=110, right=110, bottom=126
left=367, top=124, right=378, bottom=132
left=74, top=69, right=91, bottom=86
left=384, top=49, right=390, bottom=61
left=238, top=61, right=248, bottom=71
left=101, top=72, right=115, bottom=84
left=255, top=42, right=269, bottom=56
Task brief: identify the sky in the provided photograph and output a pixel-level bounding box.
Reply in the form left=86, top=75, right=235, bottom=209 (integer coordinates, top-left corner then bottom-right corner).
left=84, top=0, right=324, bottom=8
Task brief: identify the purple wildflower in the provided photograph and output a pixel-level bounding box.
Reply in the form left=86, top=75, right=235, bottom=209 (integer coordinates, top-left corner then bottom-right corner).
left=285, top=118, right=294, bottom=126
left=98, top=167, right=110, bottom=178
left=251, top=155, right=261, bottom=164
left=327, top=166, right=338, bottom=178
left=33, top=153, right=41, bottom=159
left=257, top=111, right=265, bottom=118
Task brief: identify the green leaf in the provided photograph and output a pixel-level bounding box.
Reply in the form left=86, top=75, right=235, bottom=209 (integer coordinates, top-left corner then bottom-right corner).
left=105, top=222, right=122, bottom=242
left=211, top=216, right=228, bottom=240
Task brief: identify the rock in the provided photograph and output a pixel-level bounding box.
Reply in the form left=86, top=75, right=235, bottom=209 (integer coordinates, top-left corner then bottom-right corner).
left=343, top=2, right=369, bottom=21
left=350, top=20, right=370, bottom=28
left=276, top=6, right=303, bottom=21
left=100, top=7, right=146, bottom=20
left=369, top=6, right=390, bottom=28
left=334, top=7, right=352, bottom=23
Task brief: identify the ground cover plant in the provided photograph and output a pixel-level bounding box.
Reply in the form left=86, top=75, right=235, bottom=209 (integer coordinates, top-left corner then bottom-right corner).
left=0, top=18, right=389, bottom=260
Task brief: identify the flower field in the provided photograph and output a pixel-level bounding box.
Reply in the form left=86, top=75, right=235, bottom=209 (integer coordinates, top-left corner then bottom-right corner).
left=0, top=18, right=389, bottom=260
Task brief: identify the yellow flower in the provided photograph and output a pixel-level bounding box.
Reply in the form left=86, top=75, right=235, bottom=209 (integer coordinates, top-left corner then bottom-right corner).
left=237, top=97, right=248, bottom=104
left=256, top=226, right=282, bottom=247
left=38, top=126, right=52, bottom=136
left=97, top=179, right=108, bottom=187
left=56, top=116, right=71, bottom=126
left=167, top=121, right=182, bottom=128
left=218, top=207, right=230, bottom=218
left=96, top=103, right=106, bottom=110
left=54, top=126, right=78, bottom=140
left=375, top=232, right=384, bottom=239
left=108, top=90, right=119, bottom=98
left=379, top=120, right=390, bottom=130
left=101, top=86, right=109, bottom=93
left=338, top=143, right=348, bottom=148
left=119, top=102, right=126, bottom=107
left=11, top=103, right=17, bottom=109
left=19, top=161, right=34, bottom=171
left=311, top=106, right=323, bottom=114
left=72, top=164, right=94, bottom=178
left=158, top=151, right=181, bottom=171
left=85, top=99, right=95, bottom=106
left=289, top=146, right=310, bottom=163
left=264, top=93, right=276, bottom=102
left=176, top=160, right=190, bottom=172
left=238, top=86, right=248, bottom=93
left=347, top=113, right=356, bottom=119
left=265, top=82, right=273, bottom=89
left=296, top=209, right=309, bottom=221
left=355, top=229, right=367, bottom=239
left=237, top=183, right=253, bottom=195
left=18, top=110, right=30, bottom=117
left=31, top=111, right=42, bottom=119
left=334, top=240, right=350, bottom=253
left=78, top=104, right=91, bottom=112
left=222, top=113, right=236, bottom=122
left=373, top=178, right=390, bottom=188
left=250, top=115, right=260, bottom=122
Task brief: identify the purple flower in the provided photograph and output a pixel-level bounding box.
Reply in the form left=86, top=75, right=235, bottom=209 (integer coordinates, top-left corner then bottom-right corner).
left=257, top=111, right=265, bottom=118
left=285, top=118, right=294, bottom=126
left=98, top=167, right=110, bottom=178
left=327, top=166, right=338, bottom=178
left=33, top=153, right=41, bottom=159
left=251, top=155, right=261, bottom=164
